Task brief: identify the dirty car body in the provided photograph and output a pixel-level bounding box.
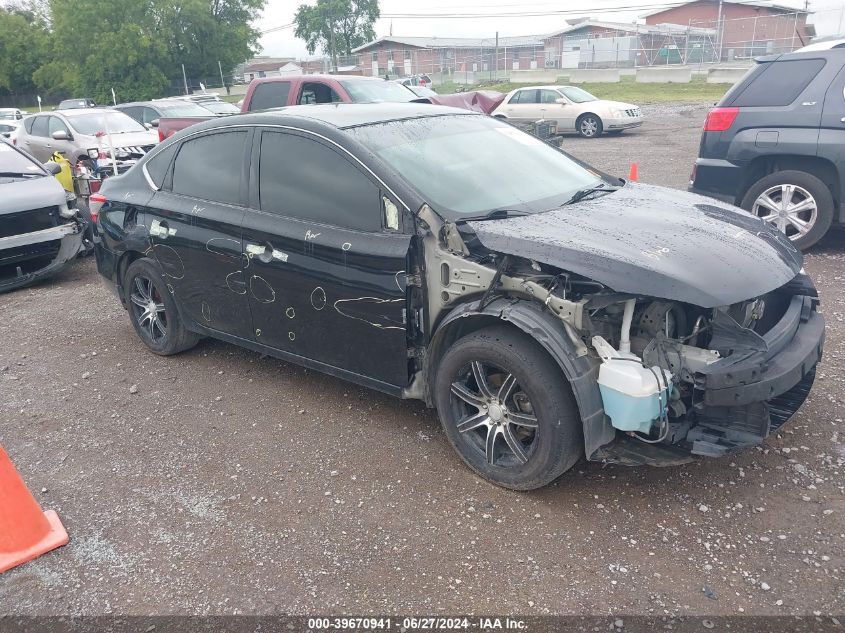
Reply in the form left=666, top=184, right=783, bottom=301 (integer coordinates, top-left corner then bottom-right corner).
left=93, top=104, right=824, bottom=489
left=0, top=139, right=84, bottom=293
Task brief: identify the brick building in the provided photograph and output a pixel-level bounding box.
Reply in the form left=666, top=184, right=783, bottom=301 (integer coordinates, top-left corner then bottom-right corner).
left=644, top=0, right=813, bottom=58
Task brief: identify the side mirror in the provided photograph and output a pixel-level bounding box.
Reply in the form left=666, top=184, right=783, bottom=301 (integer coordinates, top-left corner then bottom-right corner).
left=554, top=98, right=568, bottom=105
left=149, top=119, right=160, bottom=128
left=51, top=130, right=71, bottom=141
left=43, top=161, right=61, bottom=175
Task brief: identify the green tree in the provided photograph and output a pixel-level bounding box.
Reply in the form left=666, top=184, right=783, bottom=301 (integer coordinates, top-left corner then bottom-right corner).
left=294, top=0, right=379, bottom=66
left=40, top=0, right=264, bottom=103
left=0, top=3, right=51, bottom=97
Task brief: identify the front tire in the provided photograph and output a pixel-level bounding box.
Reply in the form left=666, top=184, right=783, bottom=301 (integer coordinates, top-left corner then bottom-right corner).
left=124, top=258, right=199, bottom=356
left=434, top=326, right=583, bottom=490
left=740, top=170, right=834, bottom=251
left=577, top=113, right=603, bottom=138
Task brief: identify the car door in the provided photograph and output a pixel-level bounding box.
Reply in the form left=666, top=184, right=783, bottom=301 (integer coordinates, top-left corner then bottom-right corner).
left=538, top=89, right=573, bottom=128
left=144, top=127, right=254, bottom=340
left=500, top=89, right=540, bottom=124
left=47, top=115, right=75, bottom=159
left=240, top=128, right=412, bottom=387
left=19, top=115, right=51, bottom=162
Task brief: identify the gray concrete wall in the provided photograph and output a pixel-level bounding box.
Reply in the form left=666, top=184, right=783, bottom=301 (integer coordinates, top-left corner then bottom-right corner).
left=706, top=67, right=751, bottom=84
left=508, top=70, right=567, bottom=84
left=635, top=67, right=692, bottom=83
left=568, top=69, right=621, bottom=83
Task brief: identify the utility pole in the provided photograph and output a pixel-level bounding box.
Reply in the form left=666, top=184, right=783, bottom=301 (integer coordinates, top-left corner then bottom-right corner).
left=181, top=63, right=189, bottom=95
left=494, top=31, right=499, bottom=81
left=329, top=12, right=339, bottom=73
left=715, top=0, right=724, bottom=62
left=218, top=60, right=226, bottom=90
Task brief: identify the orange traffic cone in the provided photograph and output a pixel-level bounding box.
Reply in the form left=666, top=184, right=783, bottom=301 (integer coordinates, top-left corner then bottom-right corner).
left=0, top=445, right=68, bottom=573
left=628, top=162, right=639, bottom=182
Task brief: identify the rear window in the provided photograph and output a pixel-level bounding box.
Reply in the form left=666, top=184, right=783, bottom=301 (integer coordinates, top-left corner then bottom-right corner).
left=248, top=81, right=291, bottom=111
left=730, top=58, right=826, bottom=107
left=144, top=142, right=178, bottom=188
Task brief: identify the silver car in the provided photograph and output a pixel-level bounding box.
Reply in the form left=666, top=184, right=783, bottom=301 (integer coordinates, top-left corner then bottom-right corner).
left=16, top=108, right=158, bottom=164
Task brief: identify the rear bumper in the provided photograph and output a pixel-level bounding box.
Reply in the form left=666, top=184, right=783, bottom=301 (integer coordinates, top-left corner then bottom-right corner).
left=0, top=222, right=83, bottom=293
left=689, top=157, right=744, bottom=205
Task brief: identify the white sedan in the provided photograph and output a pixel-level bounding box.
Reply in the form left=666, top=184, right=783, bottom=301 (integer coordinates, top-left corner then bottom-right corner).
left=492, top=85, right=643, bottom=138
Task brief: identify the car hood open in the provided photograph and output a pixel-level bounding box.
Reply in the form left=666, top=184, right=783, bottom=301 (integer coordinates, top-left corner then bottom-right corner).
left=466, top=182, right=803, bottom=308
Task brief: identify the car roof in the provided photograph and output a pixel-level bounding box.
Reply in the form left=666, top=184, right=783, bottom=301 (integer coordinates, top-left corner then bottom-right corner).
left=251, top=73, right=396, bottom=85
left=215, top=102, right=476, bottom=130
left=52, top=107, right=119, bottom=117
left=116, top=100, right=192, bottom=108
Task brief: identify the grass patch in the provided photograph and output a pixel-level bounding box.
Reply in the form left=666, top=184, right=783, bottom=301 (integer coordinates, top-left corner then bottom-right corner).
left=438, top=75, right=729, bottom=104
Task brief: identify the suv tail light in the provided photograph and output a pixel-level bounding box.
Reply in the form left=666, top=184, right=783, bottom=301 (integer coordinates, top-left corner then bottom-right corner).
left=157, top=128, right=165, bottom=143
left=704, top=107, right=739, bottom=132
left=88, top=192, right=107, bottom=224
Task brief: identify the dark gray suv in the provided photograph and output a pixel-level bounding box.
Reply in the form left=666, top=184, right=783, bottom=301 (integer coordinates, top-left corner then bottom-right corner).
left=690, top=49, right=845, bottom=250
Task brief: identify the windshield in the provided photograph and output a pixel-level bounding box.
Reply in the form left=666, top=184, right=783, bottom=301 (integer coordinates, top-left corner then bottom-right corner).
left=0, top=111, right=18, bottom=121
left=349, top=115, right=602, bottom=217
left=68, top=111, right=146, bottom=135
left=340, top=79, right=417, bottom=103
left=157, top=102, right=215, bottom=117
left=0, top=142, right=44, bottom=177
left=197, top=101, right=240, bottom=114
left=559, top=87, right=598, bottom=103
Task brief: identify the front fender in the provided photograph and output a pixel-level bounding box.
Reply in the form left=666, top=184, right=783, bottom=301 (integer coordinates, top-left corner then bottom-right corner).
left=429, top=297, right=615, bottom=459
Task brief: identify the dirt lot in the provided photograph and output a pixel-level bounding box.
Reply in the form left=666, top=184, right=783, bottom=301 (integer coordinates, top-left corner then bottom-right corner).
left=1, top=103, right=843, bottom=618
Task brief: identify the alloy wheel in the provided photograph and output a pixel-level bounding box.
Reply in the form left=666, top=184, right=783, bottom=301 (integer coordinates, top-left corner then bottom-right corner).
left=580, top=117, right=599, bottom=137
left=129, top=275, right=168, bottom=342
left=449, top=361, right=539, bottom=467
left=751, top=183, right=818, bottom=241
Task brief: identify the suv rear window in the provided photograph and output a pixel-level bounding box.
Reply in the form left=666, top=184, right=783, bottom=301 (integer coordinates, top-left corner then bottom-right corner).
left=248, top=81, right=291, bottom=111
left=730, top=58, right=826, bottom=107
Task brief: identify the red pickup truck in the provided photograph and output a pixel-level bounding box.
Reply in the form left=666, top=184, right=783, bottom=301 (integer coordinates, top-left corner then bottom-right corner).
left=157, top=74, right=422, bottom=140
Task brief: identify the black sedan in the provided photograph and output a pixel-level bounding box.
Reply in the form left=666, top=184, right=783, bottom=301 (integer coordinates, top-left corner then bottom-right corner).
left=92, top=104, right=824, bottom=489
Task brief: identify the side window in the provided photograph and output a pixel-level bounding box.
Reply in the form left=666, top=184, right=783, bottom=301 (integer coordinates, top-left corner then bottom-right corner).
left=171, top=131, right=247, bottom=205
left=30, top=116, right=49, bottom=137
left=731, top=59, right=826, bottom=107
left=142, top=107, right=159, bottom=126
left=144, top=142, right=179, bottom=188
left=248, top=81, right=291, bottom=111
left=258, top=131, right=380, bottom=232
left=510, top=89, right=538, bottom=104
left=540, top=89, right=559, bottom=104
left=24, top=117, right=34, bottom=133
left=48, top=117, right=69, bottom=136
left=298, top=82, right=342, bottom=105
left=119, top=107, right=140, bottom=123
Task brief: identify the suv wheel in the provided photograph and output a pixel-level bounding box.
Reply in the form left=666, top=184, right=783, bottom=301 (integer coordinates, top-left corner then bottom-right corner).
left=124, top=258, right=199, bottom=356
left=577, top=114, right=603, bottom=138
left=741, top=170, right=834, bottom=251
left=434, top=326, right=582, bottom=490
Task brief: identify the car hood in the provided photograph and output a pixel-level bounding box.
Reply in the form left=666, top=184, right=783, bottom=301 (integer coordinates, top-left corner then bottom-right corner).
left=1, top=175, right=66, bottom=215
left=598, top=100, right=637, bottom=110
left=80, top=130, right=157, bottom=147
left=466, top=182, right=802, bottom=308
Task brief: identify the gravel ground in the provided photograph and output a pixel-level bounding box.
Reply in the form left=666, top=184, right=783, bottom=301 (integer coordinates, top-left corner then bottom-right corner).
left=1, top=102, right=843, bottom=617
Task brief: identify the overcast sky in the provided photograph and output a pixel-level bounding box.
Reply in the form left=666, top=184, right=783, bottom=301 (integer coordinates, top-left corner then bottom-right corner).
left=256, top=0, right=845, bottom=58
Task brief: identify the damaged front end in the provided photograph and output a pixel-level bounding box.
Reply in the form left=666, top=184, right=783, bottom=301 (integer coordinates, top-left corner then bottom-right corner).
left=0, top=193, right=85, bottom=293
left=418, top=201, right=824, bottom=466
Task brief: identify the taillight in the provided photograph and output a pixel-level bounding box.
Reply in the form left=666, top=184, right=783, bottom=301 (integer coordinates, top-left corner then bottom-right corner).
left=157, top=128, right=165, bottom=143
left=703, top=107, right=739, bottom=132
left=88, top=192, right=106, bottom=224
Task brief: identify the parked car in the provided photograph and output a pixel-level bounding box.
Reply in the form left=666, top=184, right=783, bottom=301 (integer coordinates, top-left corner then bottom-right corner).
left=404, top=84, right=438, bottom=98
left=0, top=138, right=84, bottom=293
left=0, top=108, right=25, bottom=121
left=689, top=48, right=845, bottom=250
left=57, top=98, right=98, bottom=110
left=195, top=100, right=240, bottom=115
left=399, top=74, right=433, bottom=88
left=155, top=74, right=421, bottom=140
left=93, top=103, right=823, bottom=490
left=114, top=99, right=217, bottom=129
left=0, top=120, right=19, bottom=139
left=492, top=85, right=643, bottom=138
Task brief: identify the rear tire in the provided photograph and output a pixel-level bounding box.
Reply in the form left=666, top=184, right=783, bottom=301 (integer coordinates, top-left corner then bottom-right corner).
left=124, top=258, right=199, bottom=356
left=434, top=325, right=583, bottom=490
left=740, top=170, right=834, bottom=251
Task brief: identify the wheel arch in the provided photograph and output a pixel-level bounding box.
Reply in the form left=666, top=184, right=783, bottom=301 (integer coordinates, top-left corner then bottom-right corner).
left=426, top=297, right=614, bottom=459
left=576, top=111, right=602, bottom=128
left=739, top=154, right=840, bottom=209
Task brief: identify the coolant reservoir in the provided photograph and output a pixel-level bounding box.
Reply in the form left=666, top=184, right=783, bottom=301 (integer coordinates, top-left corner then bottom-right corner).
left=592, top=336, right=673, bottom=434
